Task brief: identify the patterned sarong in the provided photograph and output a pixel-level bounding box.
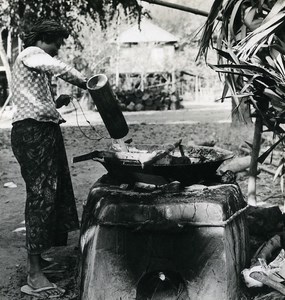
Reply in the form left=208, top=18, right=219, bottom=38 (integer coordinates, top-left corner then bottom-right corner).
left=11, top=119, right=79, bottom=254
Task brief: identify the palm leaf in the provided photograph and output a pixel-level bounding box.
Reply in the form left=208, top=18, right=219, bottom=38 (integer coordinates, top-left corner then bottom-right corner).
left=238, top=22, right=283, bottom=59
left=199, top=0, right=285, bottom=194
left=237, top=11, right=285, bottom=50
left=270, top=48, right=285, bottom=78
left=262, top=0, right=285, bottom=23
left=210, top=63, right=278, bottom=79
left=197, top=0, right=224, bottom=58
left=229, top=0, right=244, bottom=40
left=225, top=74, right=248, bottom=121
left=258, top=135, right=285, bottom=163
left=244, top=6, right=258, bottom=29
left=214, top=48, right=236, bottom=63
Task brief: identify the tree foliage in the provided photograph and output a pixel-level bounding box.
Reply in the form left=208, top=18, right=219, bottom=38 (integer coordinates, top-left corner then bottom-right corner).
left=198, top=0, right=285, bottom=138
left=198, top=0, right=285, bottom=201
left=0, top=0, right=142, bottom=37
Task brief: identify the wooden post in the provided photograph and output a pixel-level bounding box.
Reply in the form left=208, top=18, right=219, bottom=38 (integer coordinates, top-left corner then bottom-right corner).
left=141, top=71, right=144, bottom=91
left=171, top=68, right=175, bottom=90
left=115, top=42, right=120, bottom=88
left=0, top=28, right=12, bottom=91
left=0, top=28, right=12, bottom=115
left=195, top=75, right=199, bottom=101
left=6, top=29, right=12, bottom=63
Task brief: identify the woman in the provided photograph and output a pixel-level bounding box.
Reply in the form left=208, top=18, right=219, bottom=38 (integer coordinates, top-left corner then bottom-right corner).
left=11, top=19, right=87, bottom=298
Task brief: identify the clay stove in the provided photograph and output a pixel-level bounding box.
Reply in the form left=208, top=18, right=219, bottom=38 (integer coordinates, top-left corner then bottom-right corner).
left=77, top=173, right=248, bottom=300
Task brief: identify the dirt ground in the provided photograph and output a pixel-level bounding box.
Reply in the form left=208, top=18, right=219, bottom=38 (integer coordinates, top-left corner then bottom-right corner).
left=1, top=109, right=284, bottom=299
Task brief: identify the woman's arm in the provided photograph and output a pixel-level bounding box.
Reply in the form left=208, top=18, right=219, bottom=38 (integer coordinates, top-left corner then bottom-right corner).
left=23, top=50, right=87, bottom=89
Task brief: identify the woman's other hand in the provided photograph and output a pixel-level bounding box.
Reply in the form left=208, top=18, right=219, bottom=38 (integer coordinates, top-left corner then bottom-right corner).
left=56, top=94, right=71, bottom=108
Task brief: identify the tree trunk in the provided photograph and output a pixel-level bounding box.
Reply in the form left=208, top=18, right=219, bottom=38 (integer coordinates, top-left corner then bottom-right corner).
left=247, top=115, right=262, bottom=206
left=0, top=28, right=12, bottom=96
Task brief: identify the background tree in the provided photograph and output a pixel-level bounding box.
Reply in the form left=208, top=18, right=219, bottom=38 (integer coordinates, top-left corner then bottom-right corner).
left=0, top=0, right=142, bottom=97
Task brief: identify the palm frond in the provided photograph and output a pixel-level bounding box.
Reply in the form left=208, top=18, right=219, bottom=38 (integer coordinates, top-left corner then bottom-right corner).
left=258, top=136, right=285, bottom=163
left=263, top=0, right=285, bottom=23
left=197, top=0, right=224, bottom=59
left=237, top=17, right=285, bottom=59
left=228, top=0, right=244, bottom=41
left=199, top=0, right=285, bottom=188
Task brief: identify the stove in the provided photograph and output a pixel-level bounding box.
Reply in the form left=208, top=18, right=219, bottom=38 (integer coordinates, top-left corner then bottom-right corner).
left=78, top=175, right=249, bottom=300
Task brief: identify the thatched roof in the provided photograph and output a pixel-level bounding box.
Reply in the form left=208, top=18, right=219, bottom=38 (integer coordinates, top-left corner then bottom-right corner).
left=117, top=19, right=178, bottom=44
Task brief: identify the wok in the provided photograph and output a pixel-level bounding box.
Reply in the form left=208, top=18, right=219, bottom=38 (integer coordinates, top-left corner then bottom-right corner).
left=73, top=144, right=233, bottom=186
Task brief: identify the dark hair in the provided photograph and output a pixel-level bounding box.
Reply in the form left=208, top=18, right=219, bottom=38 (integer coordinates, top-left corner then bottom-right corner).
left=23, top=19, right=69, bottom=48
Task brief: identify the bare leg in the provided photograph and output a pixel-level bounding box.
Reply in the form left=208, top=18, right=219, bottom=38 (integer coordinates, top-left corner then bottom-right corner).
left=27, top=253, right=53, bottom=288
left=27, top=253, right=64, bottom=297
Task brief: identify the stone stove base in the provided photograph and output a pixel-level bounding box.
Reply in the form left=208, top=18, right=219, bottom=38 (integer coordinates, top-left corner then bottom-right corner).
left=79, top=176, right=249, bottom=300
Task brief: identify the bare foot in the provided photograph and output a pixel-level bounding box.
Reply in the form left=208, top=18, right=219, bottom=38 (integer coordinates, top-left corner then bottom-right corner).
left=28, top=271, right=53, bottom=289
left=27, top=273, right=64, bottom=297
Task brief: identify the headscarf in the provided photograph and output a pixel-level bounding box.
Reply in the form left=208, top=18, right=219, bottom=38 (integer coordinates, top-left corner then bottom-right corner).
left=23, top=19, right=69, bottom=48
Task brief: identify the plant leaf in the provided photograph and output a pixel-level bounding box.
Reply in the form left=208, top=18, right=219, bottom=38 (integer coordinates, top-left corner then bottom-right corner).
left=197, top=0, right=224, bottom=59
left=274, top=163, right=284, bottom=181
left=229, top=0, right=244, bottom=40
left=262, top=0, right=285, bottom=24
left=258, top=135, right=285, bottom=163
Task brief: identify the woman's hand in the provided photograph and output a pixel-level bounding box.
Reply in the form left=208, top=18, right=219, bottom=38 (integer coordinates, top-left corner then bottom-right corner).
left=56, top=94, right=71, bottom=108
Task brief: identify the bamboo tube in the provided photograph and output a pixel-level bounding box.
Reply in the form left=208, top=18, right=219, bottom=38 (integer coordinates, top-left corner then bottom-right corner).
left=87, top=74, right=129, bottom=139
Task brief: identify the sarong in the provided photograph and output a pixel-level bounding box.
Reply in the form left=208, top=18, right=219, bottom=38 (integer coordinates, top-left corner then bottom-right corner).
left=11, top=119, right=79, bottom=254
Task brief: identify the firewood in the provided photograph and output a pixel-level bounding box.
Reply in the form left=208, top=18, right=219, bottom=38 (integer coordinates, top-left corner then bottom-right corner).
left=141, top=139, right=182, bottom=167
left=164, top=97, right=170, bottom=105
left=145, top=98, right=153, bottom=106
left=220, top=156, right=251, bottom=173
left=135, top=89, right=143, bottom=98
left=240, top=146, right=281, bottom=176
left=251, top=235, right=281, bottom=266
left=154, top=98, right=161, bottom=106
left=126, top=102, right=135, bottom=111
left=134, top=97, right=143, bottom=104
left=114, top=88, right=183, bottom=111
left=250, top=272, right=285, bottom=295
left=142, top=94, right=150, bottom=101
left=258, top=165, right=277, bottom=176
left=135, top=103, right=144, bottom=111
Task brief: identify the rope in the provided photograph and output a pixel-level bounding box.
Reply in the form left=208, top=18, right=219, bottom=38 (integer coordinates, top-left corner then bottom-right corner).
left=70, top=98, right=110, bottom=141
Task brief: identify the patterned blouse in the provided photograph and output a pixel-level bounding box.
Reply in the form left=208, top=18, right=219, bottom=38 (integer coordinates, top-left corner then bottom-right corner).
left=11, top=46, right=87, bottom=124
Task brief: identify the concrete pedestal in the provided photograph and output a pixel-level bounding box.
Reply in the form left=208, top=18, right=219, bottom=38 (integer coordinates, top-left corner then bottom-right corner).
left=79, top=179, right=249, bottom=300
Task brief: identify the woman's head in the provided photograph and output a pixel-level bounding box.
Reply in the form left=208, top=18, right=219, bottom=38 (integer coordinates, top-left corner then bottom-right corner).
left=23, top=19, right=69, bottom=56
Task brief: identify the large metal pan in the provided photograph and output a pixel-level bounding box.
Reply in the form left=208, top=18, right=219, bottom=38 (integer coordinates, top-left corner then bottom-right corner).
left=73, top=144, right=233, bottom=186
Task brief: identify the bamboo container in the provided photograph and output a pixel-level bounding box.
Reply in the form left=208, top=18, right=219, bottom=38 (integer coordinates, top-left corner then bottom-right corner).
left=87, top=74, right=129, bottom=139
